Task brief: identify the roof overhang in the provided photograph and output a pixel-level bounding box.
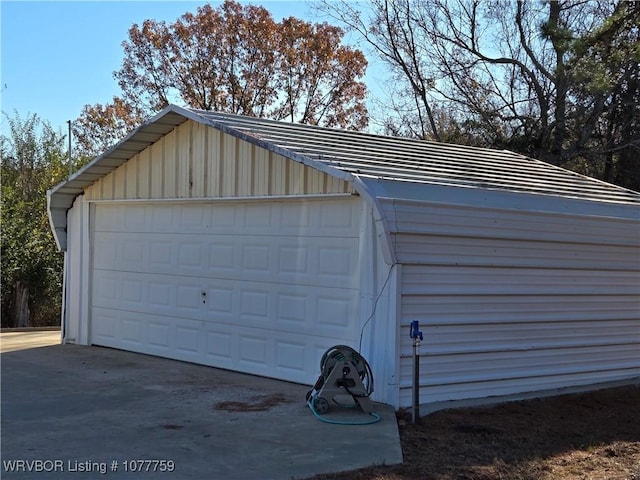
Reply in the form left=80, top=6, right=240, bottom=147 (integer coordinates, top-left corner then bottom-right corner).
left=48, top=106, right=194, bottom=250
left=47, top=106, right=392, bottom=257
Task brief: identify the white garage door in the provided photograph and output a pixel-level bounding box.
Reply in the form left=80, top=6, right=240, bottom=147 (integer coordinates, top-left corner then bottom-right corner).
left=90, top=198, right=362, bottom=384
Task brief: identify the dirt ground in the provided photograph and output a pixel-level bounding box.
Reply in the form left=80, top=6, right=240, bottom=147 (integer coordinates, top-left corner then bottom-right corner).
left=308, top=384, right=640, bottom=480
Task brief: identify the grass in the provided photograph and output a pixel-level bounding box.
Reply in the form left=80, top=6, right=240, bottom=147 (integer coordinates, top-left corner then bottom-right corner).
left=306, top=384, right=640, bottom=480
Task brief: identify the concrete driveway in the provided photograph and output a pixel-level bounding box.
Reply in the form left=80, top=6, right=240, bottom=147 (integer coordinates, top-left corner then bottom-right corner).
left=1, top=331, right=402, bottom=479
left=0, top=330, right=62, bottom=353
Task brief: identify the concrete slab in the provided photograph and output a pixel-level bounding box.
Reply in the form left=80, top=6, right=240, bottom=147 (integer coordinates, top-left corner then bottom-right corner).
left=0, top=330, right=61, bottom=353
left=1, top=336, right=402, bottom=479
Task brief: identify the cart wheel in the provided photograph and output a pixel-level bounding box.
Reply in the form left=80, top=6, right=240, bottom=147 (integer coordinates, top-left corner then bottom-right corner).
left=313, top=396, right=330, bottom=415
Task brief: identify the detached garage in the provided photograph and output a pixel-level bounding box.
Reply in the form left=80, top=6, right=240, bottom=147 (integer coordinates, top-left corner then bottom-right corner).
left=48, top=105, right=640, bottom=411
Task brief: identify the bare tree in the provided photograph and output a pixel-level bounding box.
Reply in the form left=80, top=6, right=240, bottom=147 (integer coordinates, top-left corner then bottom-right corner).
left=321, top=0, right=640, bottom=189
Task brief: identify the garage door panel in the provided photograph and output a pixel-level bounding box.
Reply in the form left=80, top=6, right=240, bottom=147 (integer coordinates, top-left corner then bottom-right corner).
left=241, top=244, right=270, bottom=273
left=175, top=323, right=202, bottom=355
left=177, top=204, right=206, bottom=228
left=278, top=245, right=309, bottom=274
left=93, top=236, right=119, bottom=267
left=121, top=314, right=143, bottom=346
left=176, top=284, right=205, bottom=313
left=178, top=242, right=204, bottom=270
left=148, top=320, right=171, bottom=351
left=93, top=306, right=358, bottom=384
left=239, top=335, right=268, bottom=367
left=209, top=243, right=235, bottom=270
left=94, top=232, right=359, bottom=289
left=149, top=281, right=173, bottom=308
left=275, top=341, right=307, bottom=375
left=122, top=278, right=144, bottom=305
left=207, top=286, right=234, bottom=315
left=94, top=271, right=119, bottom=301
left=91, top=199, right=361, bottom=384
left=204, top=329, right=234, bottom=365
left=93, top=204, right=125, bottom=231
left=242, top=204, right=274, bottom=229
left=281, top=202, right=310, bottom=228
left=123, top=206, right=147, bottom=230
left=92, top=308, right=146, bottom=350
left=317, top=245, right=357, bottom=282
left=94, top=270, right=358, bottom=339
left=319, top=201, right=358, bottom=230
left=94, top=201, right=360, bottom=238
left=92, top=308, right=118, bottom=343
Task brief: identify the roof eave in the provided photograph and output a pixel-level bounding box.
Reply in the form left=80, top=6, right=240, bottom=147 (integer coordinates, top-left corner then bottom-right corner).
left=47, top=105, right=194, bottom=251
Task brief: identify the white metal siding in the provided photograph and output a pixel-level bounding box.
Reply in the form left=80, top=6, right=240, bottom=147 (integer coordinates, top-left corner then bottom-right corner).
left=384, top=199, right=640, bottom=408
left=90, top=198, right=362, bottom=384
left=355, top=204, right=402, bottom=407
left=62, top=196, right=90, bottom=345
left=83, top=120, right=354, bottom=202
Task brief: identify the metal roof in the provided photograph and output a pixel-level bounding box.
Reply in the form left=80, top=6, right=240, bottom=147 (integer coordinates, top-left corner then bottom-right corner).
left=191, top=108, right=640, bottom=205
left=48, top=105, right=640, bottom=250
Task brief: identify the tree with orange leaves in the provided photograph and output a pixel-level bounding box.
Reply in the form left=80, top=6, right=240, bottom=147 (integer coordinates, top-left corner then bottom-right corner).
left=74, top=1, right=368, bottom=158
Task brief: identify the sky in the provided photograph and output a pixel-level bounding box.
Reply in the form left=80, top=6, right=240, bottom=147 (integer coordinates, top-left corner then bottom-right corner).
left=1, top=1, right=384, bottom=137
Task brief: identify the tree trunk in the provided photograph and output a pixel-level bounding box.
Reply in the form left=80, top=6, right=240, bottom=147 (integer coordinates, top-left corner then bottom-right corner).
left=12, top=281, right=30, bottom=328
left=548, top=0, right=567, bottom=164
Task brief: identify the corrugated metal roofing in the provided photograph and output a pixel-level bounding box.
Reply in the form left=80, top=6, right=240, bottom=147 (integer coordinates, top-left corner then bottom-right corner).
left=48, top=105, right=639, bottom=250
left=190, top=108, right=640, bottom=205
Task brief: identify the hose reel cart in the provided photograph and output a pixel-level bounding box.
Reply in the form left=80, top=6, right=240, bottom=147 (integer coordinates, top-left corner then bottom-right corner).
left=306, top=345, right=379, bottom=423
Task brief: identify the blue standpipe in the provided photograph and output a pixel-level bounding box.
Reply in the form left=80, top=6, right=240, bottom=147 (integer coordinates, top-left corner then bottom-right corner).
left=409, top=320, right=423, bottom=423
left=410, top=320, right=423, bottom=341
